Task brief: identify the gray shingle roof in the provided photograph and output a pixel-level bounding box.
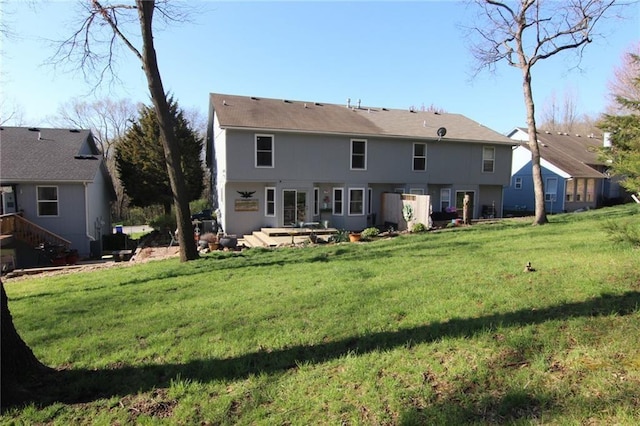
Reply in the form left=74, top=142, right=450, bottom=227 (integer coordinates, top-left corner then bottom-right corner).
left=514, top=127, right=606, bottom=178
left=210, top=94, right=515, bottom=145
left=0, top=127, right=103, bottom=182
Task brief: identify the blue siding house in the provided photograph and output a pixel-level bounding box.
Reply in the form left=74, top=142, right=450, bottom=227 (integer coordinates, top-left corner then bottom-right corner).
left=504, top=128, right=622, bottom=215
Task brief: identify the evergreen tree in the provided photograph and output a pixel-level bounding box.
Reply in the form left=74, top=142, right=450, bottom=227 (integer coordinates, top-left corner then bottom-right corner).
left=599, top=53, right=640, bottom=196
left=115, top=98, right=204, bottom=215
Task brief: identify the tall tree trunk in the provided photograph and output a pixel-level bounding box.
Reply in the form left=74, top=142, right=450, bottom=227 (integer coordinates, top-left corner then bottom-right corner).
left=521, top=66, right=548, bottom=225
left=1, top=280, right=51, bottom=406
left=136, top=0, right=198, bottom=261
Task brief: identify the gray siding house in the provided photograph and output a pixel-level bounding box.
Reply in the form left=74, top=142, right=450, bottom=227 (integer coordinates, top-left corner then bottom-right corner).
left=206, top=94, right=515, bottom=236
left=1, top=127, right=115, bottom=266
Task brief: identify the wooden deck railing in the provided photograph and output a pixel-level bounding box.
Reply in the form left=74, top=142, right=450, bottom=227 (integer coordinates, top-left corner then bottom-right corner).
left=0, top=213, right=71, bottom=249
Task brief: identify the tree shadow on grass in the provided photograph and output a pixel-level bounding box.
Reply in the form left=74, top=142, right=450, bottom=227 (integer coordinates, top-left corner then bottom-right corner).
left=9, top=291, right=640, bottom=409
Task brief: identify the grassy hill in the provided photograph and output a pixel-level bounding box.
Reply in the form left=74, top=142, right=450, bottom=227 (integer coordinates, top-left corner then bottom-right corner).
left=2, top=204, right=640, bottom=424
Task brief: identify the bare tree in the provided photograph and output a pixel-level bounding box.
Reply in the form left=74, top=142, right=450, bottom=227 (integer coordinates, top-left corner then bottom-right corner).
left=606, top=42, right=640, bottom=115
left=48, top=97, right=138, bottom=219
left=0, top=98, right=26, bottom=126
left=538, top=87, right=590, bottom=134
left=467, top=0, right=622, bottom=224
left=52, top=0, right=199, bottom=261
left=49, top=97, right=137, bottom=158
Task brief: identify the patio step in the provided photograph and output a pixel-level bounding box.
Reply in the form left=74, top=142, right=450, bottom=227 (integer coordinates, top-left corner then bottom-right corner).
left=241, top=228, right=339, bottom=248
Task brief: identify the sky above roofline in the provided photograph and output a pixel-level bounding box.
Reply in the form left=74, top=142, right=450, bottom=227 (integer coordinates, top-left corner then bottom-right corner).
left=1, top=1, right=639, bottom=135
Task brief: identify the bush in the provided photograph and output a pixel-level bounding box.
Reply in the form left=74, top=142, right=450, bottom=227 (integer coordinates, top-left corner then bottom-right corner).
left=190, top=198, right=211, bottom=216
left=150, top=214, right=177, bottom=232
left=411, top=222, right=428, bottom=233
left=329, top=229, right=350, bottom=243
left=602, top=220, right=640, bottom=247
left=360, top=227, right=380, bottom=241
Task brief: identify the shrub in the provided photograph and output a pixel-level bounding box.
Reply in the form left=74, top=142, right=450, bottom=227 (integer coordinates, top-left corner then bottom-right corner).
left=150, top=214, right=177, bottom=232
left=360, top=227, right=380, bottom=241
left=329, top=229, right=350, bottom=243
left=200, top=232, right=218, bottom=243
left=602, top=219, right=640, bottom=247
left=411, top=222, right=428, bottom=233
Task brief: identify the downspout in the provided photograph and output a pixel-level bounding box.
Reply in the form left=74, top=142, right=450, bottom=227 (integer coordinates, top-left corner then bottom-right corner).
left=84, top=182, right=94, bottom=242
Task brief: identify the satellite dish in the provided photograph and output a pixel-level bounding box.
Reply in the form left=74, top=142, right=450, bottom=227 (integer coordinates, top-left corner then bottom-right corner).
left=437, top=127, right=447, bottom=138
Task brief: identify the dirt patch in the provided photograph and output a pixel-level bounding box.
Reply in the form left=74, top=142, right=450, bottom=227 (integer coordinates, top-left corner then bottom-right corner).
left=3, top=246, right=181, bottom=281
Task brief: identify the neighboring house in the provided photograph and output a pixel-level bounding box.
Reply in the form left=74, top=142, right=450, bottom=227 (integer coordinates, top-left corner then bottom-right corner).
left=206, top=94, right=515, bottom=237
left=504, top=127, right=623, bottom=215
left=0, top=127, right=115, bottom=268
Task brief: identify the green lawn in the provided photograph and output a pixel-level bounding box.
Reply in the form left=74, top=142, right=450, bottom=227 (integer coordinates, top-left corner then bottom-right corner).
left=3, top=204, right=640, bottom=424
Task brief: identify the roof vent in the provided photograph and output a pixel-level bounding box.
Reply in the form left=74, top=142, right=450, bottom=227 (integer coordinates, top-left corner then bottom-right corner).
left=250, top=96, right=259, bottom=100
left=283, top=99, right=292, bottom=103
left=74, top=155, right=98, bottom=160
left=314, top=102, right=322, bottom=106
left=304, top=103, right=308, bottom=108
left=28, top=127, right=40, bottom=132
left=69, top=129, right=80, bottom=133
left=223, top=100, right=227, bottom=106
left=382, top=108, right=389, bottom=111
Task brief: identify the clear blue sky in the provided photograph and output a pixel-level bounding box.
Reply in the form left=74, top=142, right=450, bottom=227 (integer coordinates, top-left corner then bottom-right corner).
left=1, top=1, right=639, bottom=135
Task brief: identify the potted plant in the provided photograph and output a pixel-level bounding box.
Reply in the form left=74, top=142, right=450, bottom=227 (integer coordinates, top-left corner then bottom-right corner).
left=348, top=231, right=362, bottom=242
left=200, top=232, right=219, bottom=251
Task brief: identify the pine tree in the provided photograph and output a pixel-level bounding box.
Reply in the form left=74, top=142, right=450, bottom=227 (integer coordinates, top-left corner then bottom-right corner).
left=116, top=98, right=204, bottom=215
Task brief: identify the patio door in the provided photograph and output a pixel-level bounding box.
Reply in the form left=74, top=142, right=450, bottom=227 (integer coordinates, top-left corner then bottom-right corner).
left=283, top=190, right=307, bottom=226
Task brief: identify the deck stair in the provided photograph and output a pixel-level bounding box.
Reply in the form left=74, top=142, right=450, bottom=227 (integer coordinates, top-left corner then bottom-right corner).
left=1, top=213, right=71, bottom=249
left=240, top=227, right=338, bottom=248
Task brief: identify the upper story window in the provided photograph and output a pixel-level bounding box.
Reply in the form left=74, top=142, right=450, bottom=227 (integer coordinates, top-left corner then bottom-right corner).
left=482, top=146, right=495, bottom=173
left=514, top=177, right=522, bottom=189
left=255, top=134, right=274, bottom=168
left=37, top=186, right=59, bottom=216
left=351, top=139, right=367, bottom=170
left=413, top=143, right=427, bottom=171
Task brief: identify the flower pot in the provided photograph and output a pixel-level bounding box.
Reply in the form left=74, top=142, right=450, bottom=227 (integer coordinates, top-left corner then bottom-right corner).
left=349, top=233, right=361, bottom=242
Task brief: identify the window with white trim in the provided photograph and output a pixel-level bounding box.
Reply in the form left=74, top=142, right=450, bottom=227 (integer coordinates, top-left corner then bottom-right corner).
left=514, top=177, right=522, bottom=189
left=413, top=143, right=426, bottom=171
left=333, top=188, right=344, bottom=215
left=255, top=134, right=274, bottom=168
left=482, top=146, right=495, bottom=173
left=265, top=187, right=276, bottom=216
left=350, top=139, right=367, bottom=170
left=313, top=187, right=319, bottom=216
left=37, top=186, right=59, bottom=216
left=545, top=177, right=558, bottom=202
left=348, top=188, right=365, bottom=215
left=440, top=188, right=451, bottom=212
